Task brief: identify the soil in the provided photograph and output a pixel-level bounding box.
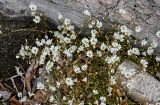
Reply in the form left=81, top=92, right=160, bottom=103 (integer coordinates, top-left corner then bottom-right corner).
left=0, top=20, right=45, bottom=90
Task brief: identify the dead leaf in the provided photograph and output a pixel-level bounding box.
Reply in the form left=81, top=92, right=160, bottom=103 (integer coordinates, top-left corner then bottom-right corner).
left=25, top=60, right=39, bottom=92
left=34, top=90, right=46, bottom=101
left=116, top=89, right=125, bottom=97
left=62, top=84, right=69, bottom=94
left=9, top=96, right=22, bottom=105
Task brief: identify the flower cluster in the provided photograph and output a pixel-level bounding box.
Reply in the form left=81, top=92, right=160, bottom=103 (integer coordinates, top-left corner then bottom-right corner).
left=29, top=3, right=41, bottom=23
left=15, top=8, right=160, bottom=105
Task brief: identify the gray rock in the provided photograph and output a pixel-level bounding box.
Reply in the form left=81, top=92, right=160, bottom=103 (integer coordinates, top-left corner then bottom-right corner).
left=117, top=60, right=160, bottom=104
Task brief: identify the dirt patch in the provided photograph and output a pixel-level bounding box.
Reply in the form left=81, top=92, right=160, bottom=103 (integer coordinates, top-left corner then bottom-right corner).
left=0, top=20, right=47, bottom=90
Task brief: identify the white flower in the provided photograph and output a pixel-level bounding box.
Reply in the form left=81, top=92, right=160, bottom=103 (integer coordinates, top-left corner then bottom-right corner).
left=155, top=56, right=160, bottom=62
left=49, top=86, right=57, bottom=92
left=36, top=39, right=42, bottom=46
left=73, top=65, right=81, bottom=73
left=106, top=55, right=120, bottom=64
left=68, top=99, right=74, bottom=105
left=156, top=30, right=160, bottom=38
left=36, top=39, right=46, bottom=46
left=91, top=29, right=97, bottom=37
left=97, top=50, right=102, bottom=57
left=82, top=10, right=91, bottom=16
left=79, top=101, right=84, bottom=105
left=100, top=102, right=106, bottom=105
left=96, top=20, right=103, bottom=28
left=151, top=40, right=158, bottom=48
left=31, top=47, right=39, bottom=55
left=147, top=47, right=154, bottom=55
left=29, top=3, right=37, bottom=11
left=31, top=11, right=36, bottom=16
left=107, top=87, right=113, bottom=96
left=56, top=81, right=61, bottom=88
left=119, top=34, right=125, bottom=42
left=65, top=78, right=74, bottom=87
left=82, top=38, right=89, bottom=45
left=77, top=45, right=84, bottom=52
left=54, top=31, right=62, bottom=38
left=50, top=45, right=60, bottom=54
left=127, top=49, right=132, bottom=55
left=91, top=20, right=96, bottom=25
left=120, top=25, right=128, bottom=33
left=19, top=96, right=27, bottom=102
left=49, top=95, right=55, bottom=102
left=142, top=51, right=147, bottom=56
left=16, top=55, right=20, bottom=59
left=93, top=90, right=99, bottom=95
left=15, top=66, right=23, bottom=76
left=74, top=78, right=78, bottom=82
left=119, top=66, right=136, bottom=78
left=94, top=100, right=99, bottom=105
left=111, top=42, right=121, bottom=51
left=86, top=50, right=93, bottom=58
left=127, top=82, right=134, bottom=90
left=63, top=49, right=72, bottom=57
left=140, top=59, right=148, bottom=68
left=37, top=82, right=45, bottom=89
left=90, top=37, right=98, bottom=45
left=110, top=76, right=116, bottom=85
left=81, top=64, right=88, bottom=71
left=33, top=16, right=41, bottom=23
left=100, top=96, right=106, bottom=102
left=44, top=46, right=50, bottom=55
left=39, top=55, right=45, bottom=64
left=141, top=39, right=147, bottom=46
left=19, top=46, right=26, bottom=57
left=127, top=48, right=140, bottom=56
left=100, top=43, right=107, bottom=51
left=57, top=25, right=63, bottom=30
left=66, top=25, right=75, bottom=31
left=46, top=61, right=54, bottom=72
left=18, top=92, right=22, bottom=98
left=88, top=24, right=93, bottom=28
left=70, top=34, right=76, bottom=39
left=119, top=9, right=126, bottom=15
left=111, top=69, right=115, bottom=73
left=52, top=55, right=59, bottom=62
left=135, top=26, right=142, bottom=32
left=69, top=45, right=77, bottom=53
left=82, top=77, right=87, bottom=82
left=124, top=29, right=132, bottom=36
left=120, top=25, right=132, bottom=36
left=114, top=32, right=125, bottom=42
left=113, top=32, right=119, bottom=39
left=64, top=37, right=71, bottom=44
left=63, top=96, right=67, bottom=100
left=58, top=13, right=63, bottom=20
left=25, top=46, right=29, bottom=50
left=64, top=19, right=71, bottom=25
left=45, top=39, right=52, bottom=45
left=28, top=92, right=34, bottom=97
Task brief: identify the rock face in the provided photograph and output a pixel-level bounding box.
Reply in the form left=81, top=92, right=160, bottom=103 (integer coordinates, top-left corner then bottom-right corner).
left=0, top=0, right=160, bottom=54
left=117, top=61, right=160, bottom=104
